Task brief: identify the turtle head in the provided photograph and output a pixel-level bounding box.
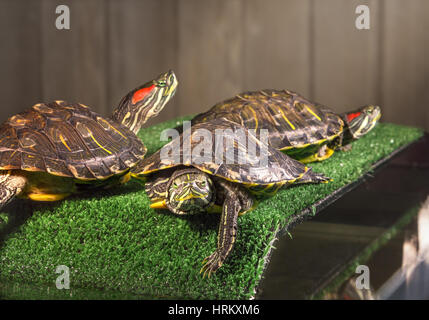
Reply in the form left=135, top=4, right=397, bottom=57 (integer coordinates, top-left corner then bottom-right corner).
left=112, top=70, right=178, bottom=134
left=151, top=169, right=215, bottom=215
left=344, top=105, right=381, bottom=141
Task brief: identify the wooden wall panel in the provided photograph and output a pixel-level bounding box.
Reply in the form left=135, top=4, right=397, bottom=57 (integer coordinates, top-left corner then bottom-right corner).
left=243, top=0, right=311, bottom=96
left=0, top=0, right=42, bottom=123
left=421, top=1, right=429, bottom=131
left=312, top=0, right=380, bottom=115
left=40, top=0, right=108, bottom=116
left=382, top=0, right=429, bottom=130
left=0, top=0, right=427, bottom=130
left=108, top=0, right=178, bottom=125
left=177, top=0, right=244, bottom=116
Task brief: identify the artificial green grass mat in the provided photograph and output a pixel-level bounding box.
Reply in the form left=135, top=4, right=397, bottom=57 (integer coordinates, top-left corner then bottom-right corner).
left=0, top=118, right=424, bottom=300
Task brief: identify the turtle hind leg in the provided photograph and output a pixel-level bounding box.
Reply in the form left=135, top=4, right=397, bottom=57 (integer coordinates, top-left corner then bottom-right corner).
left=298, top=168, right=332, bottom=185
left=301, top=145, right=335, bottom=163
left=0, top=172, right=27, bottom=211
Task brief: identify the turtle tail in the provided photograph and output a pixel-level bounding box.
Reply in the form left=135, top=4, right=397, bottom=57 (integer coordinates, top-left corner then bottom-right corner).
left=298, top=168, right=332, bottom=185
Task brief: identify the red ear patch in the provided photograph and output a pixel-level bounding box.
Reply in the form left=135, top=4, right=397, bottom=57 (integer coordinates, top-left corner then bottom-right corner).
left=132, top=84, right=155, bottom=105
left=347, top=112, right=361, bottom=122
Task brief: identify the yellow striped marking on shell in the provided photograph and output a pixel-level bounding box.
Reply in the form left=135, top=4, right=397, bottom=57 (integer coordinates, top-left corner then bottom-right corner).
left=304, top=105, right=322, bottom=121
left=110, top=126, right=128, bottom=140
left=97, top=117, right=128, bottom=140
left=279, top=123, right=343, bottom=151
left=32, top=103, right=53, bottom=113
left=59, top=134, right=72, bottom=151
left=236, top=94, right=248, bottom=101
left=87, top=130, right=112, bottom=155
left=276, top=105, right=296, bottom=130
left=9, top=115, right=28, bottom=126
left=247, top=106, right=258, bottom=132
left=135, top=162, right=179, bottom=176
left=197, top=165, right=298, bottom=187
left=66, top=164, right=97, bottom=181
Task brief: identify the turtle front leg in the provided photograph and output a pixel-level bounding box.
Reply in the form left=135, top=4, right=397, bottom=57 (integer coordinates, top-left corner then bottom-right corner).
left=339, top=143, right=353, bottom=152
left=316, top=144, right=335, bottom=161
left=333, top=133, right=352, bottom=152
left=0, top=172, right=27, bottom=211
left=200, top=194, right=241, bottom=278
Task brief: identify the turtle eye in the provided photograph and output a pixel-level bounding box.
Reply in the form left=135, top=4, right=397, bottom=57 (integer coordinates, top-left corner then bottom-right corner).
left=158, top=80, right=167, bottom=87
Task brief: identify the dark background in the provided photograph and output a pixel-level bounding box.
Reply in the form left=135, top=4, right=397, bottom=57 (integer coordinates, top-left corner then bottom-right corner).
left=0, top=0, right=428, bottom=130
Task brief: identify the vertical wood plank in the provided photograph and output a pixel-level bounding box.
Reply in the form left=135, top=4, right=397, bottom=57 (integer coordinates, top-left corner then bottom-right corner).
left=108, top=0, right=178, bottom=125
left=0, top=0, right=42, bottom=123
left=382, top=0, right=429, bottom=130
left=177, top=0, right=244, bottom=117
left=243, top=0, right=311, bottom=96
left=0, top=0, right=427, bottom=131
left=312, top=0, right=380, bottom=114
left=421, top=1, right=429, bottom=131
left=41, top=0, right=108, bottom=116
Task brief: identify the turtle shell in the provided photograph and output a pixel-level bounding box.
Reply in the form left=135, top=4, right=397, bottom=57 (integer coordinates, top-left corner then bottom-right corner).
left=134, top=118, right=309, bottom=186
left=0, top=101, right=146, bottom=180
left=192, top=89, right=344, bottom=152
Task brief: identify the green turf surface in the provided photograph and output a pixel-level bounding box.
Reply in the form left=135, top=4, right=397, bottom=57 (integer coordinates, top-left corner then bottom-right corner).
left=0, top=117, right=424, bottom=299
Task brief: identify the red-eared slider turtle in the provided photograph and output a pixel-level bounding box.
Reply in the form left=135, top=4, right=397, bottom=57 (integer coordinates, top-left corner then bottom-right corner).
left=192, top=89, right=381, bottom=163
left=0, top=70, right=178, bottom=210
left=133, top=118, right=330, bottom=276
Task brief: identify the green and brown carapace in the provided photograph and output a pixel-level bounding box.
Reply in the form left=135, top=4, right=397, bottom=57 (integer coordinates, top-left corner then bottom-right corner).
left=134, top=118, right=331, bottom=277
left=192, top=89, right=381, bottom=163
left=0, top=70, right=178, bottom=210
